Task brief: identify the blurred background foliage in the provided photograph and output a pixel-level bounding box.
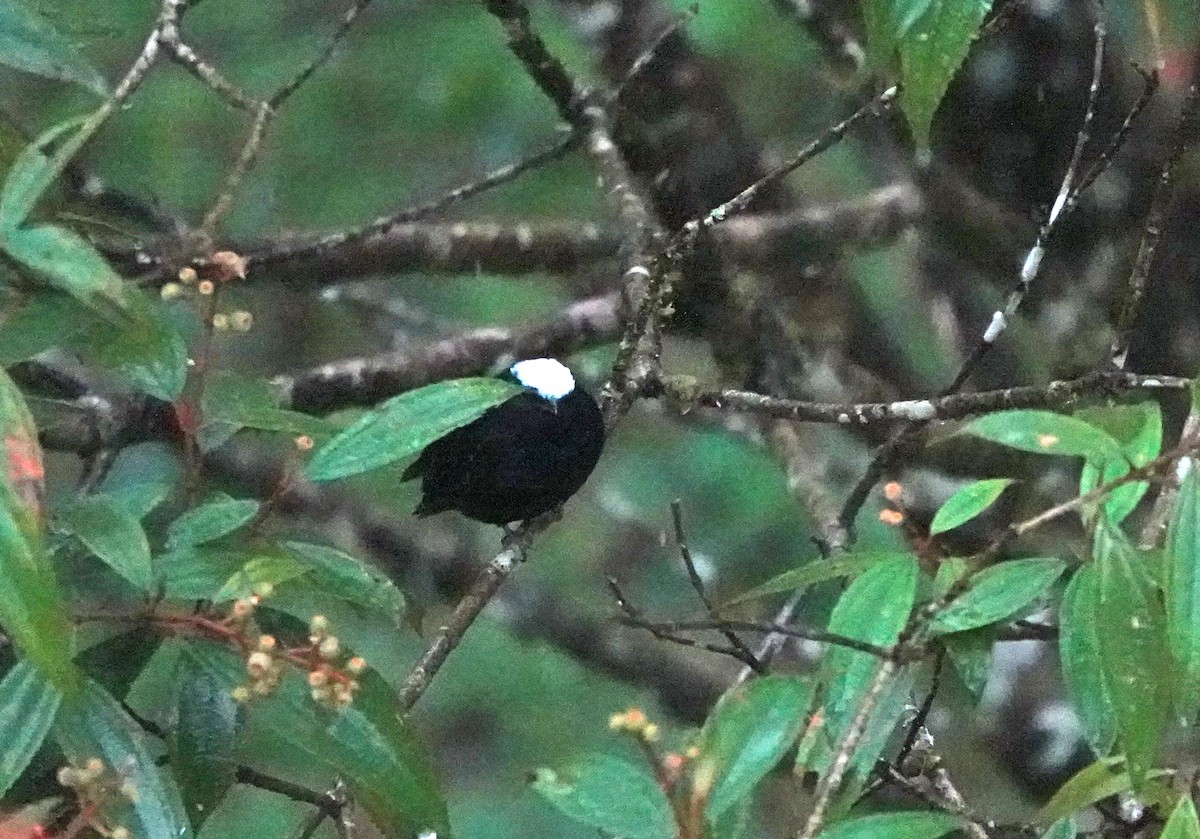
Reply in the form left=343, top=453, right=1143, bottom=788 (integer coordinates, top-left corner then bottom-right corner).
left=3, top=0, right=1199, bottom=836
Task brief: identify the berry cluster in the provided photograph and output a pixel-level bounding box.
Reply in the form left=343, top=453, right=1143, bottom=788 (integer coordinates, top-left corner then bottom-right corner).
left=56, top=757, right=138, bottom=839
left=306, top=615, right=366, bottom=709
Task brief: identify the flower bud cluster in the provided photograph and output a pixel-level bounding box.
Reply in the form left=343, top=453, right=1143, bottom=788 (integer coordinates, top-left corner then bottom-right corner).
left=160, top=253, right=253, bottom=332
left=56, top=756, right=137, bottom=838
left=608, top=707, right=660, bottom=743
left=307, top=615, right=364, bottom=709
left=231, top=633, right=286, bottom=703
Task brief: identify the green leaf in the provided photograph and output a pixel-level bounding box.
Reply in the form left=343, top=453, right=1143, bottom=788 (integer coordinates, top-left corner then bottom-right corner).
left=172, top=658, right=239, bottom=827
left=213, top=553, right=307, bottom=602
left=0, top=289, right=79, bottom=362
left=532, top=753, right=674, bottom=839
left=815, top=810, right=961, bottom=839
left=723, top=554, right=879, bottom=607
left=930, top=478, right=1014, bottom=535
left=1077, top=402, right=1162, bottom=525
left=0, top=369, right=79, bottom=694
left=0, top=116, right=86, bottom=229
left=97, top=443, right=178, bottom=519
left=897, top=0, right=993, bottom=152
left=817, top=554, right=917, bottom=778
left=69, top=272, right=188, bottom=400
left=1093, top=526, right=1171, bottom=785
left=1059, top=567, right=1116, bottom=756
left=305, top=377, right=522, bottom=481
left=1162, top=796, right=1200, bottom=839
left=182, top=640, right=452, bottom=839
left=158, top=546, right=245, bottom=601
left=0, top=659, right=61, bottom=797
left=0, top=2, right=107, bottom=95
left=1036, top=757, right=1128, bottom=824
left=930, top=558, right=1065, bottom=634
left=693, top=676, right=814, bottom=820
left=54, top=679, right=190, bottom=839
left=203, top=371, right=333, bottom=439
left=3, top=223, right=127, bottom=304
left=862, top=0, right=933, bottom=71
left=1167, top=461, right=1200, bottom=721
left=60, top=494, right=153, bottom=591
left=1041, top=818, right=1077, bottom=839
left=963, top=410, right=1123, bottom=461
left=167, top=496, right=260, bottom=550
left=281, top=541, right=406, bottom=623
left=943, top=627, right=994, bottom=698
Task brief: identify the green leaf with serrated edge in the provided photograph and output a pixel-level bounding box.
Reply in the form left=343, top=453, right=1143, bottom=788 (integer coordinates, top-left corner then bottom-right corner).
left=60, top=494, right=153, bottom=591
left=897, top=0, right=993, bottom=152
left=167, top=496, right=260, bottom=550
left=1036, top=757, right=1128, bottom=824
left=964, top=410, right=1123, bottom=461
left=1077, top=402, right=1162, bottom=525
left=815, top=810, right=961, bottom=839
left=0, top=3, right=107, bottom=95
left=930, top=478, right=1014, bottom=535
left=1041, top=818, right=1077, bottom=839
left=172, top=658, right=238, bottom=827
left=0, top=369, right=79, bottom=694
left=944, top=627, right=994, bottom=699
left=1059, top=567, right=1116, bottom=756
left=819, top=554, right=917, bottom=770
left=1094, top=525, right=1170, bottom=786
left=722, top=554, right=878, bottom=607
left=1167, top=462, right=1200, bottom=722
left=4, top=223, right=125, bottom=305
left=692, top=676, right=813, bottom=820
left=0, top=290, right=79, bottom=362
left=54, top=679, right=190, bottom=839
left=1162, top=796, right=1200, bottom=839
left=862, top=0, right=933, bottom=71
left=97, top=443, right=178, bottom=520
left=203, top=371, right=333, bottom=438
left=930, top=558, right=1065, bottom=634
left=0, top=117, right=86, bottom=229
left=532, top=754, right=674, bottom=839
left=72, top=278, right=188, bottom=401
left=213, top=553, right=307, bottom=601
left=846, top=662, right=915, bottom=782
left=158, top=546, right=245, bottom=600
left=182, top=640, right=451, bottom=839
left=305, top=377, right=522, bottom=481
left=709, top=793, right=753, bottom=839
left=0, top=659, right=61, bottom=797
left=281, top=541, right=405, bottom=623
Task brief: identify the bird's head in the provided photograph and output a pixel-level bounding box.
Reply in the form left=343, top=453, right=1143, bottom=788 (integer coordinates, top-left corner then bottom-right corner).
left=507, top=358, right=576, bottom=412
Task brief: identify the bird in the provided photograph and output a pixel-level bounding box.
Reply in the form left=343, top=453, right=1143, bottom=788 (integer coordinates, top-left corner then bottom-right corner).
left=402, top=358, right=605, bottom=525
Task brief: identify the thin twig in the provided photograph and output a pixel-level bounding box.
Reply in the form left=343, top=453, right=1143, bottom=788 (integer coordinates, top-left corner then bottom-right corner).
left=837, top=11, right=1108, bottom=535
left=1110, top=79, right=1199, bottom=369
left=607, top=577, right=764, bottom=669
left=615, top=616, right=899, bottom=660
left=200, top=101, right=274, bottom=235
left=797, top=658, right=899, bottom=839
left=671, top=500, right=763, bottom=672
left=612, top=5, right=700, bottom=98
left=244, top=134, right=578, bottom=269
left=669, top=371, right=1189, bottom=425
left=271, top=0, right=377, bottom=107
left=397, top=517, right=549, bottom=713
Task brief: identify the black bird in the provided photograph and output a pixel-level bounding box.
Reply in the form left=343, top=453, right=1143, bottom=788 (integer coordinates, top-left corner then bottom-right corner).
left=402, top=358, right=605, bottom=525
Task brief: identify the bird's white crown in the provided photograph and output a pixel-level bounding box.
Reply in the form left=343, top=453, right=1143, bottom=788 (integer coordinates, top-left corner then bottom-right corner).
left=510, top=358, right=576, bottom=400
